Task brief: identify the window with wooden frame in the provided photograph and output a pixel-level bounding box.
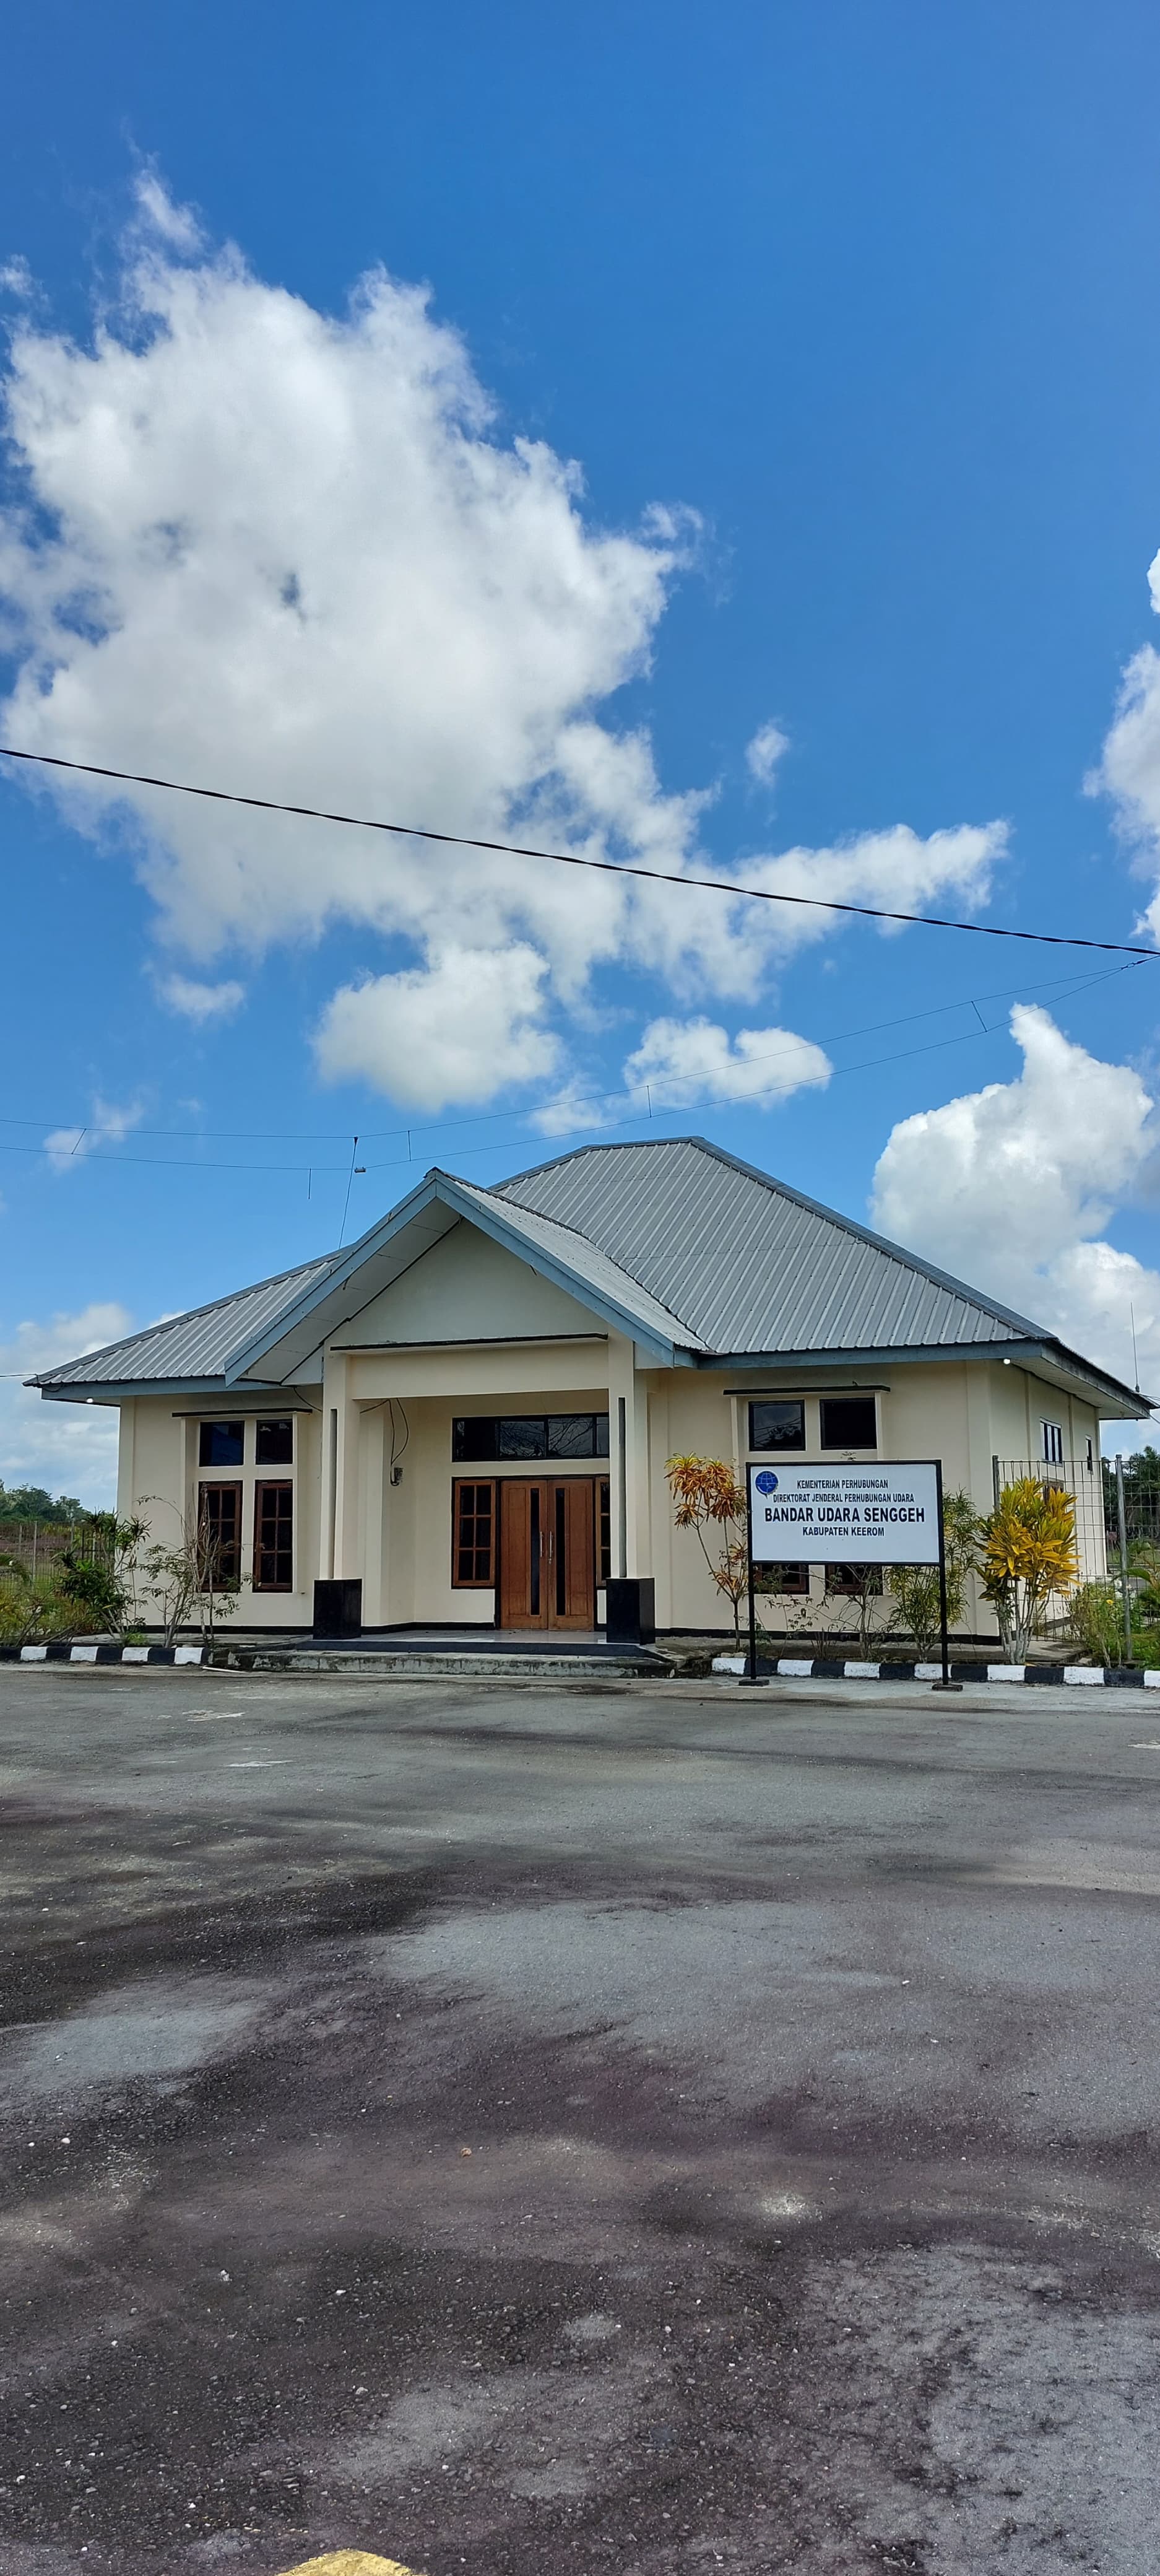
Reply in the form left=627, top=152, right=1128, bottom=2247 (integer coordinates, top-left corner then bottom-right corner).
left=452, top=1479, right=495, bottom=1586
left=253, top=1481, right=293, bottom=1590
left=598, top=1479, right=611, bottom=1585
left=197, top=1482, right=242, bottom=1588
left=753, top=1562, right=810, bottom=1597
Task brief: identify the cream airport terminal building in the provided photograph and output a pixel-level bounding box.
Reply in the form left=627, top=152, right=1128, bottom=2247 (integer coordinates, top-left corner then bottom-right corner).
left=30, top=1137, right=1147, bottom=1641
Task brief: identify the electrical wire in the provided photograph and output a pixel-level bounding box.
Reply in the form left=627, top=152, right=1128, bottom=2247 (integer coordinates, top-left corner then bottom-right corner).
left=2, top=741, right=1155, bottom=957
left=0, top=1010, right=1078, bottom=1180
left=0, top=957, right=1138, bottom=1152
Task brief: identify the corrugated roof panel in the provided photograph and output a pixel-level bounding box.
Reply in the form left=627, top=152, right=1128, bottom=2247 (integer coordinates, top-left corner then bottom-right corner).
left=454, top=1180, right=707, bottom=1348
left=491, top=1136, right=1037, bottom=1354
left=34, top=1253, right=337, bottom=1388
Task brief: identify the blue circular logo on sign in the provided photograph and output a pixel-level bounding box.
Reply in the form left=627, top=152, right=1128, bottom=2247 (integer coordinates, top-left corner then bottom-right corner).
left=754, top=1469, right=778, bottom=1495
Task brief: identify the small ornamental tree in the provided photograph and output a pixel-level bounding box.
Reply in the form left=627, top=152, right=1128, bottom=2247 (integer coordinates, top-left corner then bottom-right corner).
left=665, top=1455, right=749, bottom=1636
left=980, top=1477, right=1078, bottom=1660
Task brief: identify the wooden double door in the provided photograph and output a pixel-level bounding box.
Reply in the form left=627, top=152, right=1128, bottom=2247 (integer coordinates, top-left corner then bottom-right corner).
left=498, top=1476, right=604, bottom=1630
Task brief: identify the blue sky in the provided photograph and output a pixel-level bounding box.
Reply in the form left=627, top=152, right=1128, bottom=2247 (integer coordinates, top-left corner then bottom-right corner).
left=6, top=0, right=1160, bottom=1497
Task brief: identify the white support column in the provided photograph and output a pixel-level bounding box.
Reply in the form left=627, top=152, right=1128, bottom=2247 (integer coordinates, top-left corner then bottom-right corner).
left=360, top=1404, right=386, bottom=1625
left=331, top=1363, right=363, bottom=1582
left=319, top=1352, right=345, bottom=1580
left=607, top=1333, right=650, bottom=1579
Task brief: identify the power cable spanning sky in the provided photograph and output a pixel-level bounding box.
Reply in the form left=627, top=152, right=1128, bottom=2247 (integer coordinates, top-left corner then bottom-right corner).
left=6, top=4, right=1160, bottom=1494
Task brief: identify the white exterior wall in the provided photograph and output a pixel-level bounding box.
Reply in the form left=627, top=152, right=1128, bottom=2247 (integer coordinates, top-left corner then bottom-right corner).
left=116, top=1394, right=322, bottom=1630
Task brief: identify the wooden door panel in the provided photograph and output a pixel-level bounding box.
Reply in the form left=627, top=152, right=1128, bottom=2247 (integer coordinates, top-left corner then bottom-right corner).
left=495, top=1478, right=598, bottom=1630
left=555, top=1479, right=595, bottom=1627
left=499, top=1479, right=546, bottom=1629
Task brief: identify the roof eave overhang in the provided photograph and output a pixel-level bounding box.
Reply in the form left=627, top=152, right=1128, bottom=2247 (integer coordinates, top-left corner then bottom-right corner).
left=32, top=1374, right=294, bottom=1406
left=222, top=1171, right=682, bottom=1382
left=691, top=1341, right=1153, bottom=1418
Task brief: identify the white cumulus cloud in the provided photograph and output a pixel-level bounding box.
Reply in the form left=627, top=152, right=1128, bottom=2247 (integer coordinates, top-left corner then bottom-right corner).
left=1089, top=541, right=1160, bottom=947
left=157, top=973, right=246, bottom=1023
left=623, top=1016, right=832, bottom=1111
left=871, top=1004, right=1160, bottom=1432
left=314, top=945, right=560, bottom=1113
left=0, top=183, right=1007, bottom=1111
left=0, top=1303, right=133, bottom=1506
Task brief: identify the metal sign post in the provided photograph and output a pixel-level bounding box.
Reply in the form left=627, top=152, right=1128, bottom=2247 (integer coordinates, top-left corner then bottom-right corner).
left=740, top=1467, right=768, bottom=1687
left=930, top=1457, right=961, bottom=1692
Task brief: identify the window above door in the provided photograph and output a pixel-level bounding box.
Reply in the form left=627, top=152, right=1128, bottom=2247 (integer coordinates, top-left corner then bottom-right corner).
left=452, top=1413, right=610, bottom=1461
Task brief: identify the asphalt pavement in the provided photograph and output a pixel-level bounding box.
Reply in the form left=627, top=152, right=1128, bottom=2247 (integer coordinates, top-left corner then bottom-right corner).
left=1, top=1665, right=1159, bottom=2575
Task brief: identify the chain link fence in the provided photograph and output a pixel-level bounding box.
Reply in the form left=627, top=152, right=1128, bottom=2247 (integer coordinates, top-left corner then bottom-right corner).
left=0, top=1520, right=114, bottom=1593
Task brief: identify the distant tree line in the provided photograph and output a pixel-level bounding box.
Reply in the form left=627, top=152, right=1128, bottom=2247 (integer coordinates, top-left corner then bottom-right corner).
left=0, top=1481, right=93, bottom=1525
left=1102, top=1447, right=1160, bottom=1531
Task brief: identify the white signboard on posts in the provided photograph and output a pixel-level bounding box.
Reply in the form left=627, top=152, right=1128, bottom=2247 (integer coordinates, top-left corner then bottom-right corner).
left=748, top=1460, right=941, bottom=1565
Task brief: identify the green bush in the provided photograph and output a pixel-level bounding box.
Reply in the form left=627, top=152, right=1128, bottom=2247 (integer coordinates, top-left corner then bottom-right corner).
left=1067, top=1580, right=1131, bottom=1668
left=0, top=1573, right=76, bottom=1648
left=57, top=1552, right=126, bottom=1631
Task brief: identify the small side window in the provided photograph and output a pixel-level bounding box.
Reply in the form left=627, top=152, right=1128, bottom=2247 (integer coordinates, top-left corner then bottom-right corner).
left=1041, top=1421, right=1065, bottom=1466
left=198, top=1482, right=242, bottom=1586
left=199, top=1420, right=245, bottom=1467
left=253, top=1481, right=293, bottom=1590
left=452, top=1481, right=495, bottom=1586
left=820, top=1396, right=877, bottom=1451
left=750, top=1401, right=805, bottom=1453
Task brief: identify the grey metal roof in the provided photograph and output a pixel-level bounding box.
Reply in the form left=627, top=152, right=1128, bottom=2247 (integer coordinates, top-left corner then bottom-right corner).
left=452, top=1178, right=709, bottom=1351
left=32, top=1133, right=1144, bottom=1407
left=33, top=1252, right=337, bottom=1390
left=491, top=1136, right=1042, bottom=1356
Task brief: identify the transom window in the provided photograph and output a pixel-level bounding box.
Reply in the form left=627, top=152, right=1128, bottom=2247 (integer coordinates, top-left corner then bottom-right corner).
left=820, top=1396, right=878, bottom=1451
left=749, top=1401, right=805, bottom=1452
left=256, top=1419, right=293, bottom=1464
left=199, top=1419, right=245, bottom=1467
left=452, top=1413, right=610, bottom=1462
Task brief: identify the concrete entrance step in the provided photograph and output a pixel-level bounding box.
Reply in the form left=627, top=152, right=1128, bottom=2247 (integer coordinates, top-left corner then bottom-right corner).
left=208, top=1638, right=665, bottom=1679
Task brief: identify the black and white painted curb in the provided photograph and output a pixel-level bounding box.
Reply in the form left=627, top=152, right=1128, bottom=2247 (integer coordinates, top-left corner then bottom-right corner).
left=2, top=1642, right=207, bottom=1664
left=3, top=1638, right=1158, bottom=1686
left=712, top=1653, right=1160, bottom=1687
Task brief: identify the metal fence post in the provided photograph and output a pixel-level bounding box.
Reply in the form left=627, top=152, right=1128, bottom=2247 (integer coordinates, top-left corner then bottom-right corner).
left=1115, top=1454, right=1132, bottom=1663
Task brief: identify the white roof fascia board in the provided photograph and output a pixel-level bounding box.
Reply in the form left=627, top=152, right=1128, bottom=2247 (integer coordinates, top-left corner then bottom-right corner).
left=224, top=1171, right=683, bottom=1382
left=33, top=1375, right=288, bottom=1406
left=223, top=1175, right=457, bottom=1382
